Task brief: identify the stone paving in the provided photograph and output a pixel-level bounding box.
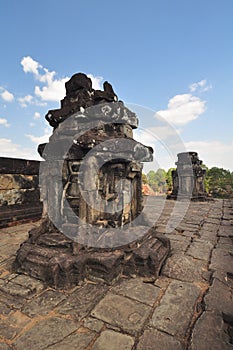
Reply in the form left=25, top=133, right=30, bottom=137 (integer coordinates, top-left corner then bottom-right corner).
left=0, top=198, right=233, bottom=349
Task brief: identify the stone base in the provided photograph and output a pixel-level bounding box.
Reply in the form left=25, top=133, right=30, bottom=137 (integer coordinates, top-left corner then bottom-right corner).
left=13, top=220, right=170, bottom=289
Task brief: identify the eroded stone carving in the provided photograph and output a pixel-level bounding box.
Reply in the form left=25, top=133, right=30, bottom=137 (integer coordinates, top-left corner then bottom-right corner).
left=14, top=73, right=170, bottom=288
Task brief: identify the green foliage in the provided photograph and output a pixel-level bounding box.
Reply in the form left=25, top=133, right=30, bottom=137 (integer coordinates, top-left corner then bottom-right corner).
left=202, top=164, right=209, bottom=192
left=166, top=168, right=176, bottom=192
left=147, top=168, right=167, bottom=194
left=206, top=167, right=233, bottom=198
left=142, top=173, right=148, bottom=184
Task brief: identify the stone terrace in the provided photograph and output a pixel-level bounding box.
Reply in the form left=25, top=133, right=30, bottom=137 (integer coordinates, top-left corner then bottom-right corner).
left=0, top=198, right=232, bottom=349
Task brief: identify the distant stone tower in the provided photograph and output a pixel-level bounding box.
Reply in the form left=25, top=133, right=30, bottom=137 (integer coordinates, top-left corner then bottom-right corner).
left=168, top=152, right=207, bottom=201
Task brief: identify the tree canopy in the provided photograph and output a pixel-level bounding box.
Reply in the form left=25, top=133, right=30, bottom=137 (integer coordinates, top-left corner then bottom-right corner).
left=205, top=167, right=233, bottom=198
left=146, top=169, right=167, bottom=194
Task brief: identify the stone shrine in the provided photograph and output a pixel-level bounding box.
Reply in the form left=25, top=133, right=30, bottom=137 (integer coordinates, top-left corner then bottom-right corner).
left=14, top=73, right=170, bottom=288
left=168, top=151, right=207, bottom=201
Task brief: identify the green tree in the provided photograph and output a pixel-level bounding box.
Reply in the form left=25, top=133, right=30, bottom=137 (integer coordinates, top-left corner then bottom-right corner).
left=201, top=164, right=209, bottom=193
left=156, top=168, right=167, bottom=193
left=166, top=168, right=175, bottom=192
left=147, top=169, right=167, bottom=194
left=142, top=173, right=148, bottom=184
left=147, top=170, right=158, bottom=191
left=206, top=167, right=233, bottom=198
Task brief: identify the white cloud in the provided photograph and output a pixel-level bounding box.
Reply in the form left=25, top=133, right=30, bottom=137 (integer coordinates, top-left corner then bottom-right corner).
left=157, top=94, right=206, bottom=125
left=87, top=74, right=103, bottom=90
left=34, top=77, right=67, bottom=101
left=0, top=118, right=10, bottom=127
left=0, top=138, right=41, bottom=160
left=21, top=56, right=68, bottom=102
left=134, top=125, right=186, bottom=173
left=34, top=112, right=41, bottom=120
left=189, top=79, right=212, bottom=93
left=21, top=56, right=69, bottom=101
left=21, top=56, right=41, bottom=75
left=18, top=94, right=34, bottom=107
left=26, top=128, right=51, bottom=144
left=184, top=140, right=233, bottom=171
left=18, top=94, right=47, bottom=108
left=134, top=126, right=180, bottom=146
left=0, top=89, right=14, bottom=102
left=21, top=56, right=104, bottom=103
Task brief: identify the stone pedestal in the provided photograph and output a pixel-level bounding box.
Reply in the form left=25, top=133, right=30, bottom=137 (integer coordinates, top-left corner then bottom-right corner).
left=14, top=73, right=170, bottom=288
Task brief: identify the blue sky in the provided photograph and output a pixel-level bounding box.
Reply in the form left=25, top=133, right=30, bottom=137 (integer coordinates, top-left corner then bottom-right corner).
left=0, top=0, right=232, bottom=171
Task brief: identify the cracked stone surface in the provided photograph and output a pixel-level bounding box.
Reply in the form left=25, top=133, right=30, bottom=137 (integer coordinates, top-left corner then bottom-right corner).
left=150, top=280, right=200, bottom=336
left=91, top=292, right=151, bottom=334
left=56, top=283, right=108, bottom=320
left=204, top=277, right=233, bottom=316
left=21, top=289, right=66, bottom=317
left=137, top=328, right=183, bottom=350
left=186, top=240, right=214, bottom=261
left=91, top=329, right=134, bottom=350
left=110, top=277, right=161, bottom=306
left=161, top=253, right=208, bottom=282
left=45, top=328, right=96, bottom=350
left=0, top=199, right=232, bottom=349
left=189, top=311, right=233, bottom=350
left=13, top=317, right=79, bottom=350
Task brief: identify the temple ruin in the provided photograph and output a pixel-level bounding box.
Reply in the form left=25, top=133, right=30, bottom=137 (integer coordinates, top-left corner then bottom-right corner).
left=167, top=151, right=207, bottom=201
left=14, top=73, right=170, bottom=288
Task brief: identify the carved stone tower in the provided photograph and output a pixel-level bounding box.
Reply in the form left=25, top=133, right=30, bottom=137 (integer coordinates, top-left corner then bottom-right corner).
left=168, top=152, right=207, bottom=201
left=14, top=73, right=170, bottom=288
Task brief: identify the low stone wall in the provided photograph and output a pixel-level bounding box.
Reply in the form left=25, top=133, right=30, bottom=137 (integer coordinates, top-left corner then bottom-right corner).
left=0, top=157, right=42, bottom=228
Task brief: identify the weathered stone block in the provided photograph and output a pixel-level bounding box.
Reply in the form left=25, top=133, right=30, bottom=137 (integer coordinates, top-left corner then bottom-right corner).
left=204, top=277, right=233, bottom=316
left=162, top=254, right=208, bottom=282
left=92, top=330, right=134, bottom=350
left=21, top=289, right=66, bottom=317
left=150, top=280, right=200, bottom=336
left=190, top=311, right=232, bottom=350
left=111, top=277, right=161, bottom=306
left=45, top=329, right=96, bottom=350
left=91, top=292, right=151, bottom=335
left=57, top=283, right=108, bottom=320
left=137, top=329, right=183, bottom=350
left=13, top=317, right=79, bottom=350
left=210, top=247, right=233, bottom=272
left=186, top=240, right=213, bottom=261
